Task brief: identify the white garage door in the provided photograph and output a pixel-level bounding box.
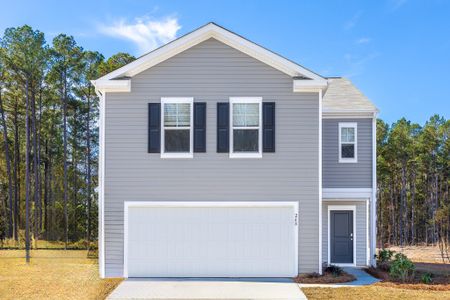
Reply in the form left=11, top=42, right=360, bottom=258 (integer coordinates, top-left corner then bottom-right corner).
left=124, top=202, right=298, bottom=277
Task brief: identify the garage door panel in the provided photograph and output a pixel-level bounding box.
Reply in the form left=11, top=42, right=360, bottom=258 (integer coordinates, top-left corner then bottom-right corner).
left=125, top=203, right=297, bottom=277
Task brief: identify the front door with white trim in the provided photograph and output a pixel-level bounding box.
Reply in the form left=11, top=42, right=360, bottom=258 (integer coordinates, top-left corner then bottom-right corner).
left=124, top=202, right=298, bottom=277
left=330, top=210, right=354, bottom=264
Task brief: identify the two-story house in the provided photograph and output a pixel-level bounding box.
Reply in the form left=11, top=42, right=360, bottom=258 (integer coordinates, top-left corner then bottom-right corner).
left=92, top=23, right=378, bottom=278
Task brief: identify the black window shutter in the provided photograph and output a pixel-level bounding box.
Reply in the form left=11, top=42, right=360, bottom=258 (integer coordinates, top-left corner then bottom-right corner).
left=148, top=103, right=161, bottom=153
left=263, top=102, right=275, bottom=152
left=217, top=102, right=229, bottom=152
left=194, top=102, right=206, bottom=152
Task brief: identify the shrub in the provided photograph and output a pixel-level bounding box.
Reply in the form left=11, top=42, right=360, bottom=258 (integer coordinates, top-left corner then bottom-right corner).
left=306, top=272, right=320, bottom=279
left=325, top=265, right=343, bottom=277
left=71, top=239, right=98, bottom=250
left=376, top=249, right=395, bottom=263
left=389, top=253, right=415, bottom=282
left=376, top=248, right=395, bottom=271
left=421, top=272, right=433, bottom=284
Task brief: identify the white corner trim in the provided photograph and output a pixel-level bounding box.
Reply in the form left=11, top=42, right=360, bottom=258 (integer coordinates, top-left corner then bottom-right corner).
left=96, top=89, right=106, bottom=278
left=327, top=205, right=356, bottom=267
left=366, top=200, right=370, bottom=266
left=122, top=201, right=299, bottom=278
left=91, top=23, right=327, bottom=93
left=371, top=114, right=378, bottom=266
left=123, top=202, right=129, bottom=278
left=229, top=97, right=263, bottom=159
left=338, top=122, right=357, bottom=163
left=318, top=89, right=323, bottom=274
left=160, top=97, right=194, bottom=158
left=323, top=188, right=372, bottom=199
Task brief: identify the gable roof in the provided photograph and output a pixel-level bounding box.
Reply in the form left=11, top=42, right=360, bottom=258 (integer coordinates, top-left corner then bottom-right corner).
left=323, top=78, right=378, bottom=114
left=92, top=23, right=378, bottom=115
left=92, top=22, right=327, bottom=92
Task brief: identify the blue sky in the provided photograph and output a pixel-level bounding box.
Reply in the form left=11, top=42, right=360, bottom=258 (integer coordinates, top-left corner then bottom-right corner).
left=1, top=0, right=449, bottom=124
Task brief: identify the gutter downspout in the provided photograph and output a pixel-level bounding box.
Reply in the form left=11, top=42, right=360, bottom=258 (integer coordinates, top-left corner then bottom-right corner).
left=93, top=83, right=106, bottom=278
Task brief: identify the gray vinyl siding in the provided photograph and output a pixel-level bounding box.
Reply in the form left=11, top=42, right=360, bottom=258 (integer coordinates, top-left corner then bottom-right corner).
left=322, top=118, right=372, bottom=188
left=103, top=38, right=320, bottom=277
left=322, top=201, right=368, bottom=266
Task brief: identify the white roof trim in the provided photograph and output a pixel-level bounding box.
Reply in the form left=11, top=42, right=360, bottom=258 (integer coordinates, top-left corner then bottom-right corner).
left=90, top=79, right=130, bottom=93
left=322, top=109, right=378, bottom=118
left=93, top=23, right=327, bottom=92
left=293, top=79, right=328, bottom=92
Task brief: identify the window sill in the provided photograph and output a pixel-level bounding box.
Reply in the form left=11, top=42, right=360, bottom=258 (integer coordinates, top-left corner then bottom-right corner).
left=229, top=152, right=262, bottom=159
left=338, top=158, right=358, bottom=163
left=161, top=153, right=193, bottom=159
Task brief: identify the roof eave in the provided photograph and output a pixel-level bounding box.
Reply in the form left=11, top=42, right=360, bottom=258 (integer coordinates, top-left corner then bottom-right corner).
left=322, top=108, right=379, bottom=118
left=293, top=79, right=328, bottom=92
left=91, top=79, right=131, bottom=93
left=93, top=23, right=326, bottom=86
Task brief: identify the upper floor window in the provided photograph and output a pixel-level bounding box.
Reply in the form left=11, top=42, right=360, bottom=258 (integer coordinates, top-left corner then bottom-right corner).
left=161, top=97, right=193, bottom=158
left=339, top=122, right=357, bottom=163
left=229, top=97, right=262, bottom=158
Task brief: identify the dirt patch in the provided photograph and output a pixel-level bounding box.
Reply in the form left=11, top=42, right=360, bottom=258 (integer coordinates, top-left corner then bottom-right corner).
left=295, top=271, right=356, bottom=284
left=388, top=245, right=448, bottom=264
left=366, top=266, right=390, bottom=280
left=415, top=262, right=450, bottom=275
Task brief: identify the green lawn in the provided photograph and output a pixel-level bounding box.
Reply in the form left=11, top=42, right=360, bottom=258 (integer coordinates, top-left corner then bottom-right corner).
left=0, top=250, right=122, bottom=300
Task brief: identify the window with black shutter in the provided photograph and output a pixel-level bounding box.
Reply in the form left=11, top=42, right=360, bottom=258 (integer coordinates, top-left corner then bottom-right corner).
left=160, top=98, right=194, bottom=158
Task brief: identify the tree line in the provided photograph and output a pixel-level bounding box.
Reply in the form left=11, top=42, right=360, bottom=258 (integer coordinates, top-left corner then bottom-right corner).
left=377, top=116, right=449, bottom=257
left=0, top=25, right=135, bottom=258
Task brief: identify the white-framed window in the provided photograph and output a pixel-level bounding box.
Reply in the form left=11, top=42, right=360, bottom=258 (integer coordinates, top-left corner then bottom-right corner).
left=338, top=122, right=357, bottom=163
left=229, top=97, right=262, bottom=158
left=161, top=97, right=193, bottom=158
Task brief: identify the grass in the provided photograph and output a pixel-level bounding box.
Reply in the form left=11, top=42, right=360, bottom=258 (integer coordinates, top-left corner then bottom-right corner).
left=1, top=237, right=97, bottom=250
left=302, top=286, right=450, bottom=300
left=1, top=245, right=448, bottom=299
left=0, top=250, right=122, bottom=300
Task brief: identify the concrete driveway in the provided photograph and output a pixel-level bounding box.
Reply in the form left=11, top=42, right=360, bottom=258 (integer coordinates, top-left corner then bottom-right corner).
left=107, top=278, right=307, bottom=300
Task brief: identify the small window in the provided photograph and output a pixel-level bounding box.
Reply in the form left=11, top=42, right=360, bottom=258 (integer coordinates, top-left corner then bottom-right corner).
left=339, top=122, right=357, bottom=163
left=161, top=98, right=193, bottom=158
left=230, top=97, right=262, bottom=158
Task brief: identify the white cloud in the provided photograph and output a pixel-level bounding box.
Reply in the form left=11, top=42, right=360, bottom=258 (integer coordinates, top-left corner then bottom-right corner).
left=356, top=37, right=371, bottom=45
left=388, top=0, right=408, bottom=11
left=343, top=52, right=380, bottom=78
left=98, top=16, right=181, bottom=54
left=344, top=11, right=363, bottom=30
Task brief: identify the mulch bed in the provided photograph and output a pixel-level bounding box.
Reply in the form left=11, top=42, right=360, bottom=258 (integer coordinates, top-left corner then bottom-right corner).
left=295, top=271, right=356, bottom=284
left=365, top=266, right=450, bottom=291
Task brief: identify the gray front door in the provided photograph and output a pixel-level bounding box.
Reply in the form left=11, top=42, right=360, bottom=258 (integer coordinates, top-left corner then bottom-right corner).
left=330, top=210, right=353, bottom=264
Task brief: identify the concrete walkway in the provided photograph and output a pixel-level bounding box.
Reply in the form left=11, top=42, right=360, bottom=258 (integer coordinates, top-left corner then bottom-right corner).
left=108, top=278, right=307, bottom=300
left=298, top=267, right=380, bottom=288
